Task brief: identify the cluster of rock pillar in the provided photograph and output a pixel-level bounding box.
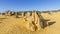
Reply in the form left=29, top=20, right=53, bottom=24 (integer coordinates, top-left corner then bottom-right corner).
left=0, top=11, right=50, bottom=31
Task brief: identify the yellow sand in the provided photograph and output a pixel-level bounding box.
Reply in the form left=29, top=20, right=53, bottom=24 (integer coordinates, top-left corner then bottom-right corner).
left=0, top=11, right=60, bottom=34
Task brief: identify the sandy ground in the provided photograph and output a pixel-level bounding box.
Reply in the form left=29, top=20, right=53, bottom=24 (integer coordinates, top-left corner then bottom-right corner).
left=0, top=11, right=60, bottom=34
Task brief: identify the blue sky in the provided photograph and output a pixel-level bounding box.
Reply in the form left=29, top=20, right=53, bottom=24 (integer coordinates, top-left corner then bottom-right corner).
left=0, top=0, right=60, bottom=12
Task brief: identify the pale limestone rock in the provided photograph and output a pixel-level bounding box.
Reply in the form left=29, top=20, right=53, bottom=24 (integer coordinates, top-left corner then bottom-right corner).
left=24, top=12, right=41, bottom=31
left=5, top=11, right=15, bottom=16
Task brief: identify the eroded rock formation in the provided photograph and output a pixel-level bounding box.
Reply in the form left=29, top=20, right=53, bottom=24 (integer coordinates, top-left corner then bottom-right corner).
left=0, top=10, right=56, bottom=32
